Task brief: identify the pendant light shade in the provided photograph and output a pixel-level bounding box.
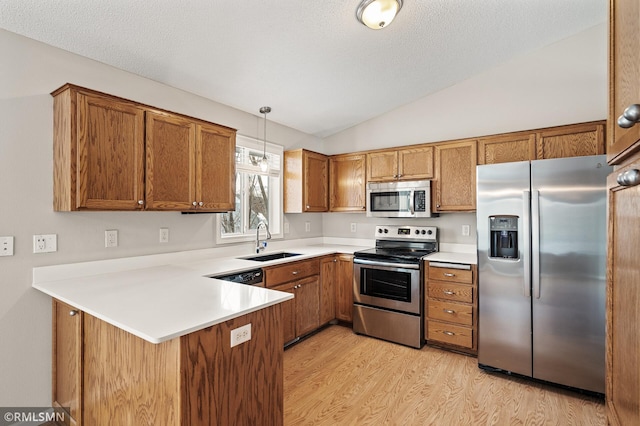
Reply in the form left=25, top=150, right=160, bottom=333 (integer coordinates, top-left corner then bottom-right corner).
left=356, top=0, right=403, bottom=30
left=259, top=106, right=271, bottom=172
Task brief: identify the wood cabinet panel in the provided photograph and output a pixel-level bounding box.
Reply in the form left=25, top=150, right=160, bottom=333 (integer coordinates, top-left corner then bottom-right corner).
left=272, top=282, right=297, bottom=344
left=428, top=265, right=473, bottom=284
left=433, top=141, right=477, bottom=212
left=329, top=153, right=366, bottom=212
left=367, top=151, right=398, bottom=182
left=53, top=86, right=145, bottom=211
left=536, top=122, right=605, bottom=160
left=295, top=276, right=321, bottom=336
left=265, top=258, right=320, bottom=288
left=52, top=300, right=83, bottom=425
left=145, top=110, right=196, bottom=210
left=196, top=123, right=236, bottom=211
left=427, top=321, right=473, bottom=349
left=427, top=282, right=473, bottom=304
left=320, top=256, right=337, bottom=324
left=335, top=255, right=354, bottom=323
left=427, top=300, right=473, bottom=326
left=284, top=149, right=329, bottom=213
left=478, top=133, right=535, bottom=165
left=608, top=0, right=640, bottom=165
left=607, top=155, right=640, bottom=425
left=398, top=146, right=433, bottom=180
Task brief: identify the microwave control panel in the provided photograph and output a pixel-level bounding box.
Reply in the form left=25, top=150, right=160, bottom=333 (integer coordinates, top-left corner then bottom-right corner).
left=414, top=191, right=426, bottom=212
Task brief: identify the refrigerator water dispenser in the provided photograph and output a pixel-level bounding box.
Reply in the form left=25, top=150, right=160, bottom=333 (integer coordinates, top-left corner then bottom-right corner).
left=489, top=216, right=518, bottom=259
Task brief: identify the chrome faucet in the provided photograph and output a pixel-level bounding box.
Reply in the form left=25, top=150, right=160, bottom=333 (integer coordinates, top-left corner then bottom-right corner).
left=256, top=221, right=271, bottom=253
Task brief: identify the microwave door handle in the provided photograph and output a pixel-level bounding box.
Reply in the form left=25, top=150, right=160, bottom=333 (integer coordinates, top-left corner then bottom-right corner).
left=409, top=191, right=414, bottom=215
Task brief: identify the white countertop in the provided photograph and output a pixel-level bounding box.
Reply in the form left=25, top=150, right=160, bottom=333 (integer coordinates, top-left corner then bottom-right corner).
left=32, top=241, right=368, bottom=344
left=424, top=251, right=477, bottom=265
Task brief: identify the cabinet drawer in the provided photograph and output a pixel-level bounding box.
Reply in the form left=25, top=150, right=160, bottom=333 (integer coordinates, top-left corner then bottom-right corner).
left=427, top=321, right=473, bottom=349
left=427, top=299, right=473, bottom=326
left=266, top=259, right=320, bottom=287
left=428, top=281, right=473, bottom=303
left=428, top=265, right=472, bottom=284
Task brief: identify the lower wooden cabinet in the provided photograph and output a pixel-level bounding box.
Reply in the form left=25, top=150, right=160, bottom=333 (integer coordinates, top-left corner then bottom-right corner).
left=335, top=254, right=354, bottom=323
left=272, top=276, right=320, bottom=343
left=52, top=299, right=284, bottom=425
left=320, top=256, right=337, bottom=324
left=424, top=262, right=478, bottom=355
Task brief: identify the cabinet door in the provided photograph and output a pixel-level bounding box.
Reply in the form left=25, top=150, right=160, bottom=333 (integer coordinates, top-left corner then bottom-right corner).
left=303, top=151, right=329, bottom=212
left=367, top=150, right=398, bottom=182
left=398, top=146, right=433, bottom=180
left=434, top=141, right=477, bottom=212
left=335, top=255, right=354, bottom=322
left=536, top=122, right=605, bottom=160
left=145, top=111, right=196, bottom=210
left=607, top=158, right=640, bottom=425
left=477, top=133, right=535, bottom=165
left=329, top=154, right=366, bottom=212
left=295, top=276, right=320, bottom=336
left=319, top=256, right=337, bottom=324
left=196, top=123, right=236, bottom=211
left=52, top=300, right=82, bottom=425
left=272, top=282, right=296, bottom=344
left=608, top=0, right=640, bottom=164
left=75, top=91, right=145, bottom=210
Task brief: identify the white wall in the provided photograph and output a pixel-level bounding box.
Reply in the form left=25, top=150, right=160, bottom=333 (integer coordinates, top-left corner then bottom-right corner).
left=321, top=23, right=606, bottom=245
left=0, top=29, right=324, bottom=406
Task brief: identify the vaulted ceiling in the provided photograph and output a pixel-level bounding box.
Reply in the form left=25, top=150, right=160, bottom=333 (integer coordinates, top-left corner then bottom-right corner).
left=0, top=0, right=606, bottom=137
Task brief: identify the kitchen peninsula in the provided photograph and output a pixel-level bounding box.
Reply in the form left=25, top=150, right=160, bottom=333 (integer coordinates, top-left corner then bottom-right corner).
left=32, top=243, right=367, bottom=425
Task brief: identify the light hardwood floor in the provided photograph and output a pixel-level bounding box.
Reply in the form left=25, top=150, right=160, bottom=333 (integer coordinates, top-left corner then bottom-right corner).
left=283, top=325, right=605, bottom=425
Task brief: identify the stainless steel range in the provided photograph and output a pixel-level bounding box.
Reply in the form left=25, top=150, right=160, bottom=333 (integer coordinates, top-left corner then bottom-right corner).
left=353, top=225, right=438, bottom=348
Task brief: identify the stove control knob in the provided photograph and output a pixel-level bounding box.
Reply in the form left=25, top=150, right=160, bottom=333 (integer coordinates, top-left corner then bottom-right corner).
left=384, top=229, right=388, bottom=233
left=415, top=230, right=420, bottom=235
left=378, top=228, right=383, bottom=233
left=427, top=230, right=433, bottom=235
left=421, top=230, right=426, bottom=235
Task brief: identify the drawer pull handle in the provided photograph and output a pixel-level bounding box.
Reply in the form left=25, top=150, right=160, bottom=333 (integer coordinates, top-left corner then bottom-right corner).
left=443, top=273, right=455, bottom=277
left=443, top=331, right=455, bottom=336
left=443, top=309, right=455, bottom=314
left=443, top=290, right=455, bottom=295
left=292, top=271, right=299, bottom=275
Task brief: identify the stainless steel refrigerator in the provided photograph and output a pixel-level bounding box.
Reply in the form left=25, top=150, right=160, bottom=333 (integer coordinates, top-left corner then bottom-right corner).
left=476, top=155, right=611, bottom=394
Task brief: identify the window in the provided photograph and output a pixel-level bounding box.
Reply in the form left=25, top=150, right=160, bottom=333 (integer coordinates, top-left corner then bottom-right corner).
left=216, top=135, right=283, bottom=244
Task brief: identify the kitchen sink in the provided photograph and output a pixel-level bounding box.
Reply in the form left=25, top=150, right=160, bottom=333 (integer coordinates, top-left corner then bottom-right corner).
left=240, top=252, right=302, bottom=262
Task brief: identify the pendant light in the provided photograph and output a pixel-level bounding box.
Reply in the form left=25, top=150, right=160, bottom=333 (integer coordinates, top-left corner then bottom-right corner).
left=259, top=106, right=271, bottom=172
left=356, top=0, right=403, bottom=30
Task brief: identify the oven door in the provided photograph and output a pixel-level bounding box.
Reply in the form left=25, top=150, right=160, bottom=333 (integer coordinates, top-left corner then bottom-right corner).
left=353, top=259, right=421, bottom=315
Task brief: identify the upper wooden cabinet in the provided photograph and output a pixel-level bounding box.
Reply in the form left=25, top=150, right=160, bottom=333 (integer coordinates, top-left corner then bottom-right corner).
left=284, top=149, right=329, bottom=213
left=367, top=146, right=433, bottom=182
left=52, top=84, right=236, bottom=212
left=535, top=122, right=605, bottom=160
left=53, top=86, right=146, bottom=210
left=145, top=111, right=236, bottom=211
left=478, top=121, right=606, bottom=165
left=433, top=140, right=477, bottom=212
left=608, top=0, right=640, bottom=165
left=329, top=153, right=366, bottom=212
left=478, top=133, right=536, bottom=165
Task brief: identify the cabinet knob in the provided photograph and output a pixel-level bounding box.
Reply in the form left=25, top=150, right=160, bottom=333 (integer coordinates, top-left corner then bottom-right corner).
left=618, top=104, right=640, bottom=128
left=362, top=206, right=366, bottom=210
left=292, top=271, right=299, bottom=275
left=333, top=259, right=337, bottom=263
left=69, top=310, right=78, bottom=316
left=306, top=205, right=310, bottom=209
left=198, top=201, right=204, bottom=207
left=397, top=174, right=403, bottom=178
left=192, top=201, right=197, bottom=207
left=137, top=200, right=144, bottom=205
left=617, top=169, right=640, bottom=187
left=436, top=204, right=441, bottom=208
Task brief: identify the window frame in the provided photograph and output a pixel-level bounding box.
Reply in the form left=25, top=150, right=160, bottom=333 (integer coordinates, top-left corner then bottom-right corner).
left=215, top=135, right=284, bottom=245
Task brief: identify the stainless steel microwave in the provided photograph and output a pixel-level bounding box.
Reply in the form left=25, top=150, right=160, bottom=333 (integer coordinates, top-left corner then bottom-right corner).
left=366, top=180, right=433, bottom=218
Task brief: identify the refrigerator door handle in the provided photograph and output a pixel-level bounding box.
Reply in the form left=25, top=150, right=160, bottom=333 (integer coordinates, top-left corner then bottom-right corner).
left=523, top=191, right=531, bottom=298
left=532, top=189, right=541, bottom=299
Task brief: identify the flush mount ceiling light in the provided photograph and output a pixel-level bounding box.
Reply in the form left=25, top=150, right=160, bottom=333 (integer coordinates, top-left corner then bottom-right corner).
left=259, top=106, right=271, bottom=172
left=356, top=0, right=403, bottom=29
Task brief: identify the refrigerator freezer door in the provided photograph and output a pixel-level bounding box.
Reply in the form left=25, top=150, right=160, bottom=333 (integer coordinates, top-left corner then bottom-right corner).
left=477, top=161, right=532, bottom=376
left=531, top=155, right=610, bottom=393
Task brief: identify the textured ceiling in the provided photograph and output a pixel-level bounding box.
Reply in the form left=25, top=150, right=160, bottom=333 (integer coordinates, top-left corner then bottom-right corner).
left=0, top=1, right=606, bottom=137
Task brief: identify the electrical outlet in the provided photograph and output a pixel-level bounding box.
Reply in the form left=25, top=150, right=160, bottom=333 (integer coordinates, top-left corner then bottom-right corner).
left=105, top=230, right=118, bottom=248
left=350, top=223, right=357, bottom=233
left=305, top=222, right=311, bottom=233
left=284, top=222, right=290, bottom=234
left=33, top=234, right=57, bottom=254
left=0, top=236, right=14, bottom=256
left=159, top=228, right=169, bottom=243
left=230, top=323, right=251, bottom=347
left=462, top=225, right=470, bottom=236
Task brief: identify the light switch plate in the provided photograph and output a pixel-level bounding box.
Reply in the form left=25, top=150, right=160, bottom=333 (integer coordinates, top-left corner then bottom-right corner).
left=0, top=236, right=14, bottom=256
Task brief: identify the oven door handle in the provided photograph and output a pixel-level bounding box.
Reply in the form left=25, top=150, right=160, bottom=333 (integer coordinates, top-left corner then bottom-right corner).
left=353, top=258, right=420, bottom=270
